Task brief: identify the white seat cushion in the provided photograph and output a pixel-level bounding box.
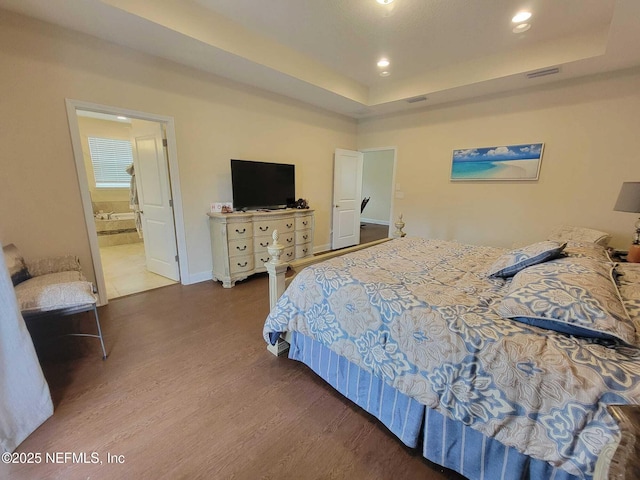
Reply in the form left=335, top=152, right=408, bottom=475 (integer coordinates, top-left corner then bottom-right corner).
left=14, top=272, right=96, bottom=314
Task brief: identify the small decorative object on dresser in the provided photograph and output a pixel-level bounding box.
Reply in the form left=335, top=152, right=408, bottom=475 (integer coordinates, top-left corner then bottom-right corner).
left=208, top=209, right=314, bottom=287
left=294, top=198, right=308, bottom=209
left=211, top=202, right=233, bottom=213
left=613, top=181, right=640, bottom=263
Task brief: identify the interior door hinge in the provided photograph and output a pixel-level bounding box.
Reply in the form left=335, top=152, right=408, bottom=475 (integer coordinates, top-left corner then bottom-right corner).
left=175, top=254, right=179, bottom=262
left=169, top=198, right=173, bottom=208
left=162, top=138, right=168, bottom=147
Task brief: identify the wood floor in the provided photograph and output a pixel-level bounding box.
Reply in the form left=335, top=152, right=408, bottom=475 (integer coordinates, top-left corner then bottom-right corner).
left=6, top=277, right=466, bottom=480
left=359, top=222, right=389, bottom=245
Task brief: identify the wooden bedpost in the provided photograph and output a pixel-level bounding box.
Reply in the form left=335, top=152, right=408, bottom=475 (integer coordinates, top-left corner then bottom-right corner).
left=265, top=230, right=290, bottom=356
left=265, top=230, right=287, bottom=309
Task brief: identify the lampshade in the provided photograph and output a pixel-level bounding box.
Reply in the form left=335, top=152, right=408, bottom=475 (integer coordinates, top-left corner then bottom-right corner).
left=613, top=182, right=640, bottom=213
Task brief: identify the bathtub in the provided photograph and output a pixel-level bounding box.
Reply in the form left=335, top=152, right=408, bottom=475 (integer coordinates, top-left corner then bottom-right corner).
left=95, top=212, right=141, bottom=247
left=109, top=212, right=135, bottom=220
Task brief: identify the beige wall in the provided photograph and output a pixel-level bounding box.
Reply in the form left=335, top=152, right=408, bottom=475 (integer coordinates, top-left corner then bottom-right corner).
left=0, top=11, right=356, bottom=283
left=358, top=68, right=640, bottom=250
left=77, top=116, right=131, bottom=204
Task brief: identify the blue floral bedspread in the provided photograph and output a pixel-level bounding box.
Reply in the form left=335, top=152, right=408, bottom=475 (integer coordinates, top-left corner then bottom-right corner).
left=263, top=237, right=640, bottom=479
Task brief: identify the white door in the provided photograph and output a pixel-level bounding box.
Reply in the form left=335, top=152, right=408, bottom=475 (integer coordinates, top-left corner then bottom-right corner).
left=130, top=120, right=180, bottom=281
left=332, top=148, right=363, bottom=250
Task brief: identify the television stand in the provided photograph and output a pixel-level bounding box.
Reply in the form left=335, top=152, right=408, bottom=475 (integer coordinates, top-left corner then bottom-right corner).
left=207, top=208, right=314, bottom=287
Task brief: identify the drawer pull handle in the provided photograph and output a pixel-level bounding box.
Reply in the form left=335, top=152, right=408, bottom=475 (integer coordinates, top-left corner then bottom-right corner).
left=236, top=245, right=247, bottom=251
left=259, top=226, right=269, bottom=231
left=286, top=223, right=293, bottom=228
left=303, top=235, right=308, bottom=240
left=260, top=242, right=269, bottom=247
left=303, top=248, right=308, bottom=254
left=236, top=228, right=246, bottom=234
left=261, top=257, right=269, bottom=263
left=237, top=261, right=248, bottom=267
left=286, top=252, right=293, bottom=258
left=303, top=221, right=308, bottom=226
left=287, top=238, right=292, bottom=243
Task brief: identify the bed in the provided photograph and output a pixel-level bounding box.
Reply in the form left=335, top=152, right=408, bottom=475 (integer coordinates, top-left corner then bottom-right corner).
left=262, top=229, right=640, bottom=480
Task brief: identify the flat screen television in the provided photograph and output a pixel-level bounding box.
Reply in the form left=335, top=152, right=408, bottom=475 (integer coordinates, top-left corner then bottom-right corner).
left=230, top=159, right=295, bottom=211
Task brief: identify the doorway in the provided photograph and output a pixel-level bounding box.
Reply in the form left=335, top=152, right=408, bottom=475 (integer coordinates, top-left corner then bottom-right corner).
left=331, top=147, right=396, bottom=250
left=361, top=148, right=396, bottom=244
left=66, top=100, right=188, bottom=305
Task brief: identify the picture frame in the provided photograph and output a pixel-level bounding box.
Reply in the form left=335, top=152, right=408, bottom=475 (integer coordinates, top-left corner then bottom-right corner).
left=451, top=143, right=544, bottom=181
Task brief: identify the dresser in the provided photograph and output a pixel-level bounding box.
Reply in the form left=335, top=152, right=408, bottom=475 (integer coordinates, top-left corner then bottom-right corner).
left=208, top=209, right=314, bottom=288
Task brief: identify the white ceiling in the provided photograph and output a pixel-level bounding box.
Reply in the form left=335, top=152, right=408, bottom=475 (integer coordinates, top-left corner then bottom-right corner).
left=2, top=0, right=640, bottom=118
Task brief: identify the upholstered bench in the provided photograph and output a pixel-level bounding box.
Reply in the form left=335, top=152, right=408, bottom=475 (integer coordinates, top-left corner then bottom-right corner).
left=3, top=244, right=107, bottom=359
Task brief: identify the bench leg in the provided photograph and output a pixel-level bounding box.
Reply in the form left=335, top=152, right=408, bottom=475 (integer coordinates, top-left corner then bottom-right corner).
left=93, top=305, right=108, bottom=360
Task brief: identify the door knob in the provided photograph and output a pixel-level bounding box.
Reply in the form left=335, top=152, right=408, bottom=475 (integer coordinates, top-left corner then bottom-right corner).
left=335, top=205, right=340, bottom=208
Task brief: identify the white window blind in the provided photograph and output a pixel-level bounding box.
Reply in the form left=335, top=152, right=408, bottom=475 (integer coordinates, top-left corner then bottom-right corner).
left=88, top=137, right=134, bottom=188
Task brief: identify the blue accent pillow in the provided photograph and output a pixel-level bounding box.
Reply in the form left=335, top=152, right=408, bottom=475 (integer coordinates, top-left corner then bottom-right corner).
left=487, top=241, right=566, bottom=278
left=497, top=257, right=637, bottom=346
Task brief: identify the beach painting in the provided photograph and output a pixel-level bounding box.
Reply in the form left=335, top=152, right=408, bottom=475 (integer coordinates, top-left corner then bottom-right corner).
left=451, top=143, right=544, bottom=181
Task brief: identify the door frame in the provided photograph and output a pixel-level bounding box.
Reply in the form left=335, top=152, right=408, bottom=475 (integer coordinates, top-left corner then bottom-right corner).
left=360, top=146, right=398, bottom=237
left=65, top=99, right=188, bottom=305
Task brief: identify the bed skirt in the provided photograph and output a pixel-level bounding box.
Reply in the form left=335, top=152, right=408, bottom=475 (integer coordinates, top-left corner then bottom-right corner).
left=423, top=407, right=576, bottom=480
left=288, top=331, right=582, bottom=480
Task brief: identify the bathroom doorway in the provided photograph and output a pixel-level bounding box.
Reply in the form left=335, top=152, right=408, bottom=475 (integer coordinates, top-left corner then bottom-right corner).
left=66, top=100, right=187, bottom=304
left=360, top=147, right=396, bottom=244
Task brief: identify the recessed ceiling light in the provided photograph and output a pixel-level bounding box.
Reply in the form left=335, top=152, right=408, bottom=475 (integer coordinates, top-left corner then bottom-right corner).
left=513, top=23, right=531, bottom=33
left=377, top=58, right=390, bottom=68
left=376, top=0, right=394, bottom=4
left=116, top=116, right=127, bottom=120
left=512, top=11, right=532, bottom=23
left=380, top=71, right=391, bottom=77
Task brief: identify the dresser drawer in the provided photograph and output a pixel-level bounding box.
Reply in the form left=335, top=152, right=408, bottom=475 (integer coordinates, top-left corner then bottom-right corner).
left=255, top=249, right=293, bottom=272
left=254, top=232, right=294, bottom=253
left=229, top=255, right=254, bottom=275
left=283, top=246, right=295, bottom=262
left=227, top=222, right=253, bottom=240
left=295, top=215, right=313, bottom=230
left=254, top=251, right=272, bottom=268
left=295, top=229, right=312, bottom=244
left=255, top=237, right=272, bottom=251
left=295, top=244, right=312, bottom=258
left=228, top=238, right=253, bottom=257
left=254, top=219, right=294, bottom=236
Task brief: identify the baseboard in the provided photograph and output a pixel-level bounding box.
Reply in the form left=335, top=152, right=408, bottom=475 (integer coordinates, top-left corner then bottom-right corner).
left=360, top=218, right=390, bottom=226
left=314, top=243, right=331, bottom=254
left=184, top=270, right=213, bottom=285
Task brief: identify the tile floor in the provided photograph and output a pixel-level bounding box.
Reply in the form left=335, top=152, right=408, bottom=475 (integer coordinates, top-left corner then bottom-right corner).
left=99, top=242, right=177, bottom=299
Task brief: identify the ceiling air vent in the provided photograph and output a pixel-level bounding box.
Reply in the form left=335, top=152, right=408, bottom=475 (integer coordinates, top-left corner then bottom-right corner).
left=406, top=96, right=427, bottom=104
left=526, top=67, right=560, bottom=79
